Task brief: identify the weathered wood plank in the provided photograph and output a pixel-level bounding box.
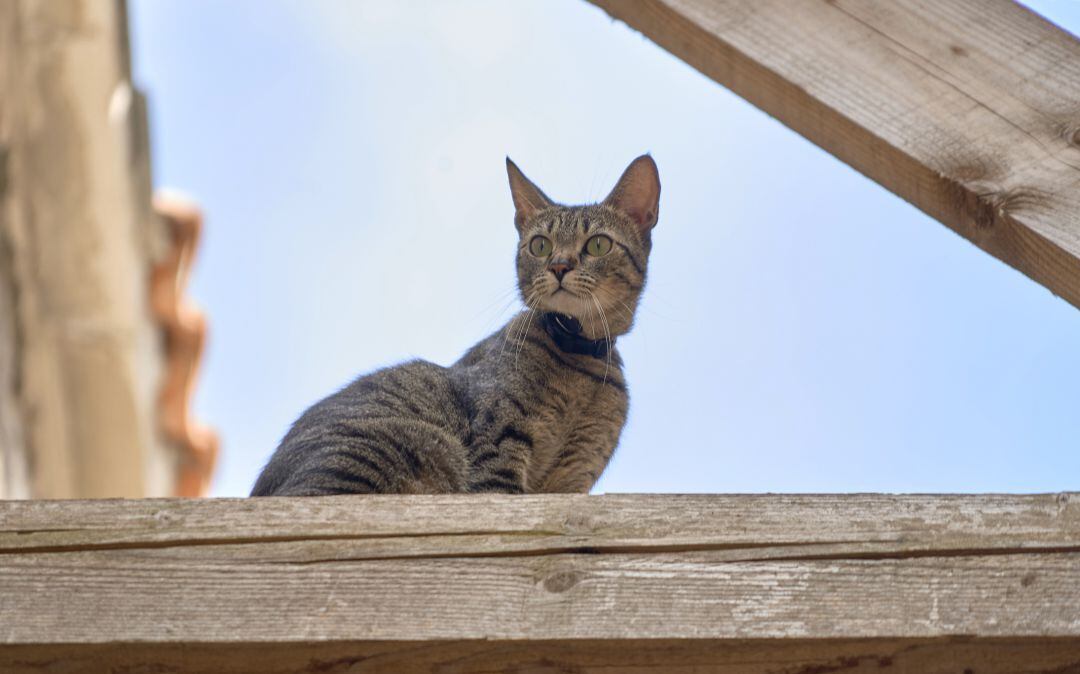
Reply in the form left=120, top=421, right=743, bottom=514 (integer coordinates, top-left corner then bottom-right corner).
left=2, top=493, right=1078, bottom=558
left=1, top=495, right=1079, bottom=672
left=4, top=549, right=1080, bottom=641
left=588, top=0, right=1080, bottom=309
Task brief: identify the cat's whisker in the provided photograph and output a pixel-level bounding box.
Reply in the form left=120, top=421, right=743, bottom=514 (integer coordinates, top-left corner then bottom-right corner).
left=501, top=290, right=535, bottom=356
left=514, top=295, right=541, bottom=367
left=510, top=304, right=535, bottom=355
left=500, top=312, right=521, bottom=356
left=512, top=310, right=532, bottom=367
left=575, top=290, right=600, bottom=370
left=471, top=284, right=523, bottom=321
left=588, top=291, right=614, bottom=384
left=590, top=285, right=635, bottom=330
left=578, top=292, right=596, bottom=339
left=505, top=285, right=533, bottom=351
left=484, top=295, right=525, bottom=337
left=591, top=285, right=630, bottom=316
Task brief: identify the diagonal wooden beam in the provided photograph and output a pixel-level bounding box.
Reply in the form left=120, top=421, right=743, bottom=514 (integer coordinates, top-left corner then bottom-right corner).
left=588, top=0, right=1080, bottom=310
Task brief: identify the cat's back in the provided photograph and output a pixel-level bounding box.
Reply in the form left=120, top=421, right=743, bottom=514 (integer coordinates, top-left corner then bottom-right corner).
left=251, top=359, right=471, bottom=496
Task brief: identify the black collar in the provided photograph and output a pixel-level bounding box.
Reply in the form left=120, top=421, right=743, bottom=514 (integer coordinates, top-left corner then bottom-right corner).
left=541, top=312, right=611, bottom=360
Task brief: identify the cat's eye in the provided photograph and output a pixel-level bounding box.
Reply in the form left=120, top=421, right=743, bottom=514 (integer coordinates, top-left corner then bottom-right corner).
left=529, top=235, right=552, bottom=257
left=585, top=235, right=612, bottom=257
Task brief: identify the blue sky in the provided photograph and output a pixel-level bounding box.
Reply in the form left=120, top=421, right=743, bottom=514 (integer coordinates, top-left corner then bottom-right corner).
left=129, top=1, right=1080, bottom=497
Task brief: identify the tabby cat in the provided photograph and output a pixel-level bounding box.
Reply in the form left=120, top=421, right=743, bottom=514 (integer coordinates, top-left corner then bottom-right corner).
left=251, top=155, right=660, bottom=496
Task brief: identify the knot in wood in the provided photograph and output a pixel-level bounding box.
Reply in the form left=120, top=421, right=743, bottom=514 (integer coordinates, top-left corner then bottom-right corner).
left=1055, top=121, right=1080, bottom=150
left=973, top=187, right=1047, bottom=230
left=543, top=570, right=583, bottom=594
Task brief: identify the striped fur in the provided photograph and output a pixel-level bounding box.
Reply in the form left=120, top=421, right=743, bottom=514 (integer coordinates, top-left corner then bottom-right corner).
left=251, top=155, right=659, bottom=496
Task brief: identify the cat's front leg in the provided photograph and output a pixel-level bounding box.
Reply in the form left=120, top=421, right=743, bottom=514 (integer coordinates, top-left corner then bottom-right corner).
left=538, top=466, right=596, bottom=493
left=537, top=402, right=625, bottom=494
left=466, top=440, right=530, bottom=494
left=537, top=437, right=616, bottom=494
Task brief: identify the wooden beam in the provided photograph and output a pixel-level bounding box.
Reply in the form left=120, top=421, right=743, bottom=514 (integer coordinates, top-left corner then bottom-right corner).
left=0, top=0, right=179, bottom=497
left=0, top=0, right=31, bottom=499
left=2, top=494, right=1079, bottom=672
left=588, top=0, right=1080, bottom=309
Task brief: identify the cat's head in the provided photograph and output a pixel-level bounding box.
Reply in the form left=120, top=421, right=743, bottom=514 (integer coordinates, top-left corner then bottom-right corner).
left=506, top=155, right=660, bottom=340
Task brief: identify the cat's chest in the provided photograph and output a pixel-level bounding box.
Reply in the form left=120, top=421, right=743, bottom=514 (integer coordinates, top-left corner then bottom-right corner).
left=519, top=368, right=628, bottom=475
left=461, top=340, right=629, bottom=482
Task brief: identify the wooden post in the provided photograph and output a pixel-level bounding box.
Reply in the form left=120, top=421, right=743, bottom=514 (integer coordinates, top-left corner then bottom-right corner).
left=0, top=0, right=179, bottom=497
left=1, top=494, right=1079, bottom=672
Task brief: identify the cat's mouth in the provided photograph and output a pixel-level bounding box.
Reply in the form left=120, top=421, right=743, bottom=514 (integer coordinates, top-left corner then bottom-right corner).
left=542, top=287, right=587, bottom=317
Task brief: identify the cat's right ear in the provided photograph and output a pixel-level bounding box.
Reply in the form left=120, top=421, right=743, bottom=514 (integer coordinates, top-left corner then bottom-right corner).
left=506, top=157, right=553, bottom=232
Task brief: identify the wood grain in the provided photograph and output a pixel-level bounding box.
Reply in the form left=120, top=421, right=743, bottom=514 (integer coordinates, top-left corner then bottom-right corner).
left=588, top=0, right=1080, bottom=310
left=2, top=494, right=1079, bottom=672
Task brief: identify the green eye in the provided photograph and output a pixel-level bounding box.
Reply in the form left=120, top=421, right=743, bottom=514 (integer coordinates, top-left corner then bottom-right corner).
left=585, top=235, right=612, bottom=257
left=529, top=235, right=552, bottom=257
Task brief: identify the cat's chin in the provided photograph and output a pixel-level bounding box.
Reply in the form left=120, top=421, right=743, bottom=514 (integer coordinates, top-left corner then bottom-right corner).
left=540, top=289, right=587, bottom=318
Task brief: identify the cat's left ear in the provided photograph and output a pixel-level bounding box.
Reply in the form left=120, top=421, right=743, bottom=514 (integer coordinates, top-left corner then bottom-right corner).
left=604, top=154, right=661, bottom=234
left=506, top=157, right=553, bottom=233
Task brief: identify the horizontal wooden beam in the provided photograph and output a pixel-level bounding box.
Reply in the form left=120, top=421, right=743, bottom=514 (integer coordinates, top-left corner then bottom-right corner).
left=2, top=494, right=1079, bottom=672
left=588, top=0, right=1080, bottom=310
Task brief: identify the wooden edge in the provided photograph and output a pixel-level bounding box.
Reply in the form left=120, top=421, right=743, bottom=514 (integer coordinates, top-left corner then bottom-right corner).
left=1, top=493, right=1077, bottom=554
left=4, top=637, right=1080, bottom=674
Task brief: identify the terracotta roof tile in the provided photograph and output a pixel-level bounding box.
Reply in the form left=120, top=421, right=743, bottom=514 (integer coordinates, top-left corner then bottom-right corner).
left=151, top=194, right=218, bottom=497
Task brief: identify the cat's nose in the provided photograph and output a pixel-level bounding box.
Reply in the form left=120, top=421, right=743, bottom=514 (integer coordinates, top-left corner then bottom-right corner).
left=548, top=260, right=573, bottom=282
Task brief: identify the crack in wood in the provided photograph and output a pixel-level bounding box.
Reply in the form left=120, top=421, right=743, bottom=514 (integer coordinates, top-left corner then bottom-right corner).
left=6, top=533, right=1080, bottom=566
left=0, top=528, right=565, bottom=555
